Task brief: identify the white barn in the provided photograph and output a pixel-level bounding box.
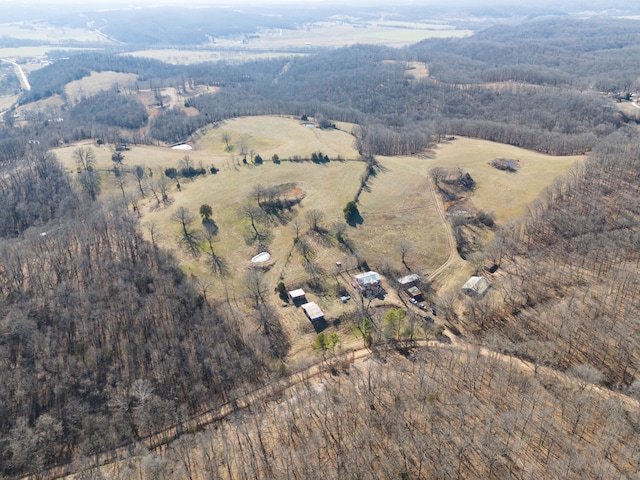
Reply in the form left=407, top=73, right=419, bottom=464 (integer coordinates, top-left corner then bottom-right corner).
left=302, top=302, right=324, bottom=322
left=462, top=276, right=491, bottom=298
left=288, top=288, right=307, bottom=303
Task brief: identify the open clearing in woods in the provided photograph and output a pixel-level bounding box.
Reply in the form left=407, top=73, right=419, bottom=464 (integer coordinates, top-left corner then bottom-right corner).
left=430, top=137, right=583, bottom=222
left=64, top=72, right=139, bottom=104
left=54, top=119, right=582, bottom=361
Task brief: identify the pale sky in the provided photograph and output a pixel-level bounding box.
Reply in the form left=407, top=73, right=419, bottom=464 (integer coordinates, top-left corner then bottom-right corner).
left=1, top=0, right=636, bottom=15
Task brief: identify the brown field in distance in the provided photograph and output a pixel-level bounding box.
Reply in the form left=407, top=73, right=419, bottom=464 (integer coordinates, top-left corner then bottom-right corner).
left=64, top=72, right=139, bottom=104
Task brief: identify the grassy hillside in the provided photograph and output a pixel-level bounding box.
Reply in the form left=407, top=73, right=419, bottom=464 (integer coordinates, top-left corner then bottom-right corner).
left=51, top=121, right=581, bottom=366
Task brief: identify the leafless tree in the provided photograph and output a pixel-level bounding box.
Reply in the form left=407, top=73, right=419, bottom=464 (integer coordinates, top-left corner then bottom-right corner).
left=171, top=206, right=201, bottom=256
left=240, top=202, right=268, bottom=242
left=134, top=165, right=146, bottom=198
left=74, top=147, right=96, bottom=173
left=305, top=209, right=325, bottom=233
left=244, top=268, right=267, bottom=308
left=396, top=240, right=413, bottom=269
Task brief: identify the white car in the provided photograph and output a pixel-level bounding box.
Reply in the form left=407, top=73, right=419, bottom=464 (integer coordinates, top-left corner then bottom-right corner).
left=409, top=298, right=418, bottom=304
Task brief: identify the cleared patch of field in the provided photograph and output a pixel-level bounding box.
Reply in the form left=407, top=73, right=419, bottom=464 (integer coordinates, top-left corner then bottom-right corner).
left=0, top=94, right=18, bottom=112
left=358, top=28, right=470, bottom=43
left=21, top=94, right=65, bottom=113
left=430, top=137, right=583, bottom=222
left=142, top=161, right=365, bottom=292
left=0, top=46, right=100, bottom=60
left=64, top=72, right=139, bottom=104
left=617, top=101, right=640, bottom=120
left=54, top=142, right=204, bottom=173
left=383, top=60, right=429, bottom=81
left=406, top=61, right=429, bottom=80
left=353, top=155, right=450, bottom=274
left=374, top=21, right=459, bottom=30
left=213, top=22, right=471, bottom=50
left=197, top=116, right=360, bottom=160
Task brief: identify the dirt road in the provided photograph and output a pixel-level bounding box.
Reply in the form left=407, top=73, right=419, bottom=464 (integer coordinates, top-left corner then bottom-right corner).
left=1, top=58, right=31, bottom=91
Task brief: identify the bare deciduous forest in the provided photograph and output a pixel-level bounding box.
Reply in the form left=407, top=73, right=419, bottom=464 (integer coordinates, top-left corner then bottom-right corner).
left=2, top=4, right=640, bottom=478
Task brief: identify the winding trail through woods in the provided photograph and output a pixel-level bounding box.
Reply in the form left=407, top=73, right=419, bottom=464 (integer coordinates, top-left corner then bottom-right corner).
left=33, top=332, right=640, bottom=480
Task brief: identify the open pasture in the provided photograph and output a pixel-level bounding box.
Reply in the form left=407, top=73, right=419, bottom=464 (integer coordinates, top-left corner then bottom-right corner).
left=211, top=20, right=471, bottom=51
left=353, top=155, right=450, bottom=274
left=53, top=123, right=581, bottom=290
left=197, top=116, right=360, bottom=160
left=53, top=121, right=582, bottom=360
left=429, top=137, right=583, bottom=222
left=64, top=72, right=139, bottom=104
left=127, top=49, right=305, bottom=65
left=0, top=22, right=107, bottom=43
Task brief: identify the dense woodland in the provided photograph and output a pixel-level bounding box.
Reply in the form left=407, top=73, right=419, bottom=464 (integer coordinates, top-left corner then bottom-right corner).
left=14, top=18, right=638, bottom=157
left=3, top=12, right=640, bottom=478
left=467, top=129, right=640, bottom=388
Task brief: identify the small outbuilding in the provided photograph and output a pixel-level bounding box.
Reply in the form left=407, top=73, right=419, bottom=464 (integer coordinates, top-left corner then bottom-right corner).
left=301, top=302, right=324, bottom=322
left=462, top=276, right=491, bottom=298
left=288, top=288, right=307, bottom=303
left=405, top=286, right=424, bottom=300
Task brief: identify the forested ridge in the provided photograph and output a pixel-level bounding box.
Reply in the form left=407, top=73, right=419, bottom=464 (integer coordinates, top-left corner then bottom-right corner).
left=0, top=151, right=265, bottom=477
left=466, top=129, right=640, bottom=388
left=18, top=18, right=638, bottom=157
left=3, top=13, right=640, bottom=479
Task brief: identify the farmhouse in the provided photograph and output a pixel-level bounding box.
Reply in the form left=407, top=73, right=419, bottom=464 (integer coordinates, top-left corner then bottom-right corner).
left=462, top=276, right=491, bottom=298
left=301, top=302, right=324, bottom=322
left=353, top=271, right=382, bottom=296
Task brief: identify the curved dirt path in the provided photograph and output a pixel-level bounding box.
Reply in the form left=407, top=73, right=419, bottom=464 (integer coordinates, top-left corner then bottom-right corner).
left=37, top=337, right=640, bottom=479
left=426, top=177, right=459, bottom=282
left=36, top=334, right=639, bottom=480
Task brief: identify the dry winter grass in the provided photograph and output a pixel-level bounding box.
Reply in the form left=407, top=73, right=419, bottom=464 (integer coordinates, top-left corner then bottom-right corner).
left=64, top=72, right=139, bottom=105
left=431, top=137, right=583, bottom=222
left=52, top=122, right=581, bottom=363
